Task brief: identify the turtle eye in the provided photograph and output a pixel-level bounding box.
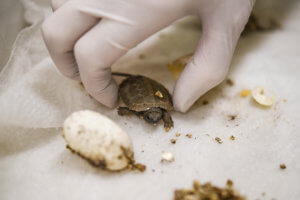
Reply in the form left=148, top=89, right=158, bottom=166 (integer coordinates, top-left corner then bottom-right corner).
left=144, top=115, right=153, bottom=123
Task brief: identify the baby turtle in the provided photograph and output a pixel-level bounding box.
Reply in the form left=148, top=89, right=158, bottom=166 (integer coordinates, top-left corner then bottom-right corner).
left=112, top=72, right=174, bottom=130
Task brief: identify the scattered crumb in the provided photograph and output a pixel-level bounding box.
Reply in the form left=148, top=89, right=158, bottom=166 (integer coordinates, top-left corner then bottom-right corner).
left=215, top=137, right=223, bottom=144
left=230, top=135, right=235, bottom=141
left=280, top=164, right=286, bottom=170
left=186, top=134, right=192, bottom=138
left=132, top=163, right=146, bottom=172
left=138, top=54, right=146, bottom=59
left=161, top=152, right=174, bottom=162
left=152, top=169, right=155, bottom=172
left=202, top=100, right=209, bottom=105
left=239, top=89, right=251, bottom=97
left=205, top=134, right=210, bottom=137
left=170, top=139, right=176, bottom=144
left=155, top=90, right=164, bottom=98
left=283, top=99, right=287, bottom=103
left=141, top=150, right=144, bottom=153
left=226, top=79, right=234, bottom=86
left=228, top=115, right=237, bottom=121
left=261, top=192, right=266, bottom=196
left=252, top=86, right=275, bottom=107
left=174, top=179, right=246, bottom=200
left=176, top=133, right=181, bottom=137
left=165, top=127, right=170, bottom=132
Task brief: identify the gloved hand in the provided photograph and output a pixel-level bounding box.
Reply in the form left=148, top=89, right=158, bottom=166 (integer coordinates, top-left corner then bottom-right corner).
left=42, top=0, right=255, bottom=112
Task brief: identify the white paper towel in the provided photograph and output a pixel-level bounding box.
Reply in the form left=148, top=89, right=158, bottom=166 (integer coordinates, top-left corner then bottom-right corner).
left=0, top=0, right=300, bottom=200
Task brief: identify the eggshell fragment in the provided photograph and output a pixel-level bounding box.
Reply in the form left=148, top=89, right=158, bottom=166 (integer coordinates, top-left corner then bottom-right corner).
left=63, top=110, right=134, bottom=171
left=252, top=86, right=275, bottom=106
left=161, top=152, right=174, bottom=162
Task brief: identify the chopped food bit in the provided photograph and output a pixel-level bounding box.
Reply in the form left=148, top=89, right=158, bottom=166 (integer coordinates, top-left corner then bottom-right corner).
left=155, top=90, right=164, bottom=98
left=226, top=79, right=234, bottom=86
left=280, top=164, right=286, bottom=169
left=165, top=127, right=170, bottom=132
left=239, top=89, right=251, bottom=97
left=62, top=110, right=135, bottom=171
left=215, top=137, right=223, bottom=144
left=186, top=134, right=192, bottom=138
left=228, top=115, right=237, bottom=121
left=170, top=139, right=176, bottom=144
left=230, top=135, right=235, bottom=141
left=168, top=54, right=193, bottom=80
left=132, top=163, right=146, bottom=172
left=176, top=133, right=181, bottom=137
left=161, top=152, right=174, bottom=162
left=206, top=134, right=210, bottom=137
left=202, top=100, right=209, bottom=105
left=252, top=86, right=275, bottom=106
left=283, top=99, right=288, bottom=103
left=174, top=179, right=246, bottom=200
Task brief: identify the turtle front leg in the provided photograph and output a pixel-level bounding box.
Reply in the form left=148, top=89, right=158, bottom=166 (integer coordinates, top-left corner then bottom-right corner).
left=118, top=107, right=136, bottom=116
left=162, top=110, right=174, bottom=130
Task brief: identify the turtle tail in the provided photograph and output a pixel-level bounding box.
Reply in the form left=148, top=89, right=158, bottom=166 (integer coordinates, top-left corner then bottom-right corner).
left=111, top=72, right=133, bottom=77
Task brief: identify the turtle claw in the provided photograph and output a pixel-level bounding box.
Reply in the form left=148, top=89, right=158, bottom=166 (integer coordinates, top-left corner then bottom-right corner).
left=162, top=111, right=173, bottom=132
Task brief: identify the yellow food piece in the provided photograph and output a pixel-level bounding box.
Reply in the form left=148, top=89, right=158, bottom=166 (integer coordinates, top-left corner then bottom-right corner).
left=167, top=54, right=193, bottom=80
left=239, top=89, right=251, bottom=97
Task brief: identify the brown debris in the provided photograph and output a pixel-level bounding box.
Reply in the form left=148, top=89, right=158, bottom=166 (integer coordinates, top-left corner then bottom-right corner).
left=176, top=133, right=181, bottom=137
left=230, top=135, right=235, bottom=141
left=202, top=100, right=209, bottom=105
left=174, top=179, right=246, bottom=200
left=170, top=139, right=176, bottom=144
left=215, top=137, right=223, bottom=144
left=186, top=134, right=192, bottom=138
left=228, top=115, right=237, bottom=121
left=132, top=163, right=146, bottom=172
left=280, top=164, right=286, bottom=170
left=226, top=79, right=234, bottom=86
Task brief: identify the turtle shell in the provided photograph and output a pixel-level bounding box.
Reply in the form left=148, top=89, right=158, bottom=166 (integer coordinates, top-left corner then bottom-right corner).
left=118, top=75, right=173, bottom=112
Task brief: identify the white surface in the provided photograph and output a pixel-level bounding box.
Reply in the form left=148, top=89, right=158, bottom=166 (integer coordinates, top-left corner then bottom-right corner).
left=0, top=0, right=300, bottom=200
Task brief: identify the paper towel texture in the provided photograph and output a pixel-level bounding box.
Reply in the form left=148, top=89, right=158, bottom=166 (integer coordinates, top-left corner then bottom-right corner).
left=0, top=0, right=300, bottom=200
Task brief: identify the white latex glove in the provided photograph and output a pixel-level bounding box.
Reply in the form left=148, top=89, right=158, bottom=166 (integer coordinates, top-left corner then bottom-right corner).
left=42, top=0, right=255, bottom=112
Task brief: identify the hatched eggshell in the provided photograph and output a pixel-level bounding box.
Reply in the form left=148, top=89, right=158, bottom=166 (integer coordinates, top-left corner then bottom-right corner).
left=62, top=110, right=134, bottom=171
left=252, top=86, right=275, bottom=107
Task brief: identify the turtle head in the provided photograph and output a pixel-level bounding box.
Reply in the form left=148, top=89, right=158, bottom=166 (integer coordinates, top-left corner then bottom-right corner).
left=143, top=107, right=163, bottom=124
